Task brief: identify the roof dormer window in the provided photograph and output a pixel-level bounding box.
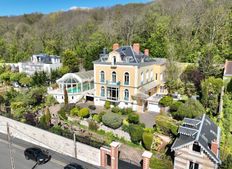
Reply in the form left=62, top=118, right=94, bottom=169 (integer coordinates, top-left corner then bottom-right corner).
left=112, top=56, right=116, bottom=65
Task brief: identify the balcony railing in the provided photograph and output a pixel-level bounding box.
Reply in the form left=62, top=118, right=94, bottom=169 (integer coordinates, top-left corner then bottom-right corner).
left=106, top=80, right=120, bottom=86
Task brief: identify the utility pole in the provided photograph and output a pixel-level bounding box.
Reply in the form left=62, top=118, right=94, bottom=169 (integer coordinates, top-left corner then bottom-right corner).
left=73, top=133, right=77, bottom=158
left=7, top=122, right=15, bottom=169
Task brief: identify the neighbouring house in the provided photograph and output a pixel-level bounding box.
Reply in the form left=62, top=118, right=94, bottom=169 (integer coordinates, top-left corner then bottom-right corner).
left=223, top=60, right=232, bottom=82
left=18, top=54, right=62, bottom=75
left=48, top=70, right=94, bottom=103
left=93, top=43, right=167, bottom=112
left=171, top=114, right=221, bottom=169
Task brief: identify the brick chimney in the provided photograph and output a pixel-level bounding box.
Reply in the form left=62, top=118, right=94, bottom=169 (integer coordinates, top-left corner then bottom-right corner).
left=211, top=140, right=218, bottom=156
left=133, top=43, right=140, bottom=54
left=113, top=43, right=119, bottom=51
left=144, top=49, right=149, bottom=56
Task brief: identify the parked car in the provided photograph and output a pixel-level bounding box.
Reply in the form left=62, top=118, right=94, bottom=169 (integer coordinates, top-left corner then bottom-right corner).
left=64, top=163, right=84, bottom=169
left=24, top=147, right=51, bottom=164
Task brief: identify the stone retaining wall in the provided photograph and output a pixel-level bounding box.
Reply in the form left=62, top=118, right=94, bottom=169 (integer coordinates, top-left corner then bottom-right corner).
left=0, top=115, right=100, bottom=166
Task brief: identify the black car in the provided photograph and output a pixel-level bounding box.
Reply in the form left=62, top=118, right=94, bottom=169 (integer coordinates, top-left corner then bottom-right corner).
left=64, top=163, right=84, bottom=169
left=24, top=147, right=51, bottom=164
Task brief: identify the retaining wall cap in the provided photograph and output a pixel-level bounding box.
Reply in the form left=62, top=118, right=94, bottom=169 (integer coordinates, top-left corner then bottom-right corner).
left=142, top=151, right=152, bottom=158
left=110, top=142, right=121, bottom=148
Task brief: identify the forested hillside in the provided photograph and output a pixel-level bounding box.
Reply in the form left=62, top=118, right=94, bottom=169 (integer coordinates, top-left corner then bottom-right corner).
left=0, top=0, right=231, bottom=71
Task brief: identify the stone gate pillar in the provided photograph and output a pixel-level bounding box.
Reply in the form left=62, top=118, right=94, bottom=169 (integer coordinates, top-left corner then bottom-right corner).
left=110, top=142, right=120, bottom=169
left=142, top=151, right=153, bottom=169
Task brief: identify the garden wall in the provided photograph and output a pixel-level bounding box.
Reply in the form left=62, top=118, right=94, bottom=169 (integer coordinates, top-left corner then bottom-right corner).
left=0, top=115, right=100, bottom=166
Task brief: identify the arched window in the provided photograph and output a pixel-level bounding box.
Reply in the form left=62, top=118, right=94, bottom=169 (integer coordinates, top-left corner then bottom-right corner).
left=112, top=71, right=116, bottom=83
left=150, top=70, right=153, bottom=80
left=100, top=71, right=105, bottom=83
left=124, top=72, right=129, bottom=85
left=141, top=72, right=144, bottom=84
left=124, top=89, right=129, bottom=101
left=101, top=86, right=105, bottom=97
left=112, top=56, right=116, bottom=65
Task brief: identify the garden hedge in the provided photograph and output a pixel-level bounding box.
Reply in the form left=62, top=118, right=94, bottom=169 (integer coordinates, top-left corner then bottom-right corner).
left=78, top=108, right=90, bottom=118
left=102, top=112, right=123, bottom=129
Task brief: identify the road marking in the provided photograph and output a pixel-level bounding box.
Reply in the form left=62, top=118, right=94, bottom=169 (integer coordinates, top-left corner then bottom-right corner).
left=0, top=139, right=66, bottom=166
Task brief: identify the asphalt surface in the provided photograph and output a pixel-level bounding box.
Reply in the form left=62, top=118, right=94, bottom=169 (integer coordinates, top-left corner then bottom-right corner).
left=0, top=133, right=100, bottom=169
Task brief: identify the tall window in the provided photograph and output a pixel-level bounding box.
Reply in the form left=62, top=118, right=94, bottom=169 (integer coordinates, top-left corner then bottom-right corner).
left=141, top=72, right=144, bottom=84
left=150, top=70, right=153, bottom=80
left=112, top=56, right=116, bottom=65
left=101, top=86, right=105, bottom=97
left=155, top=73, right=158, bottom=80
left=160, top=73, right=163, bottom=81
left=146, top=71, right=149, bottom=81
left=112, top=71, right=116, bottom=83
left=100, top=71, right=105, bottom=83
left=124, top=89, right=129, bottom=101
left=124, top=72, right=129, bottom=85
left=189, top=161, right=199, bottom=169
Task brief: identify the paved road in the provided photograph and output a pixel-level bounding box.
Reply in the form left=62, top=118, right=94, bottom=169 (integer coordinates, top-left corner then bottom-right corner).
left=0, top=133, right=100, bottom=169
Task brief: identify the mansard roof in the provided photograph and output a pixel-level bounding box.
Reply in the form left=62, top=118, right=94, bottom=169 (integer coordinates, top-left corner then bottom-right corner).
left=171, top=114, right=221, bottom=164
left=93, top=45, right=166, bottom=66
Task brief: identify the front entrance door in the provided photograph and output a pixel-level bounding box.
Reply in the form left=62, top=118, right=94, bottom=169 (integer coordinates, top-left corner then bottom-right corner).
left=107, top=87, right=119, bottom=101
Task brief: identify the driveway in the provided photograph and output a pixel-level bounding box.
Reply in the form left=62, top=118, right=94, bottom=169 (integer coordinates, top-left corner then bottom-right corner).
left=138, top=111, right=160, bottom=128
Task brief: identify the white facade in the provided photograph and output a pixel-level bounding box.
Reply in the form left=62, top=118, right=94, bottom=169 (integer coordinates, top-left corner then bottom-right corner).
left=18, top=54, right=62, bottom=75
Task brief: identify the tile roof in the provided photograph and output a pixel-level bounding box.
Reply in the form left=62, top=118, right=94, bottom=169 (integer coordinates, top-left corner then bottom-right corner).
left=171, top=114, right=221, bottom=164
left=224, top=60, right=232, bottom=76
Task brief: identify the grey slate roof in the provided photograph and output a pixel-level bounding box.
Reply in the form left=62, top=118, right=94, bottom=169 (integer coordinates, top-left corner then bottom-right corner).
left=94, top=46, right=166, bottom=66
left=171, top=114, right=221, bottom=164
left=34, top=54, right=60, bottom=64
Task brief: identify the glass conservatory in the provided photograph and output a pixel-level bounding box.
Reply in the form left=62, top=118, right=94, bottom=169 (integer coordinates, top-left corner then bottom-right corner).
left=56, top=70, right=94, bottom=93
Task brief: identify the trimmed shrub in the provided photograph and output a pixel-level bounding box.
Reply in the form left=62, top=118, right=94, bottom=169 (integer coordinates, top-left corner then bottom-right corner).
left=89, top=120, right=99, bottom=131
left=98, top=111, right=106, bottom=122
left=129, top=124, right=144, bottom=144
left=159, top=96, right=173, bottom=107
left=173, top=98, right=205, bottom=120
left=102, top=112, right=123, bottom=129
left=170, top=101, right=183, bottom=112
left=88, top=105, right=96, bottom=110
left=122, top=119, right=129, bottom=132
left=121, top=108, right=133, bottom=115
left=104, top=101, right=111, bottom=109
left=142, top=132, right=153, bottom=150
left=93, top=114, right=101, bottom=123
left=78, top=108, right=90, bottom=118
left=111, top=106, right=121, bottom=114
left=155, top=114, right=178, bottom=136
left=128, top=113, right=139, bottom=124
left=70, top=107, right=80, bottom=116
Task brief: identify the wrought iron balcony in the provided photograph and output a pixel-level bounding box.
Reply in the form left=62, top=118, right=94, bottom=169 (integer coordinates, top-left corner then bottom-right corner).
left=106, top=80, right=120, bottom=86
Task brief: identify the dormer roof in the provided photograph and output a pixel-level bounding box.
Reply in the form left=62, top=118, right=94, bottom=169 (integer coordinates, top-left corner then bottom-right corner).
left=171, top=114, right=221, bottom=164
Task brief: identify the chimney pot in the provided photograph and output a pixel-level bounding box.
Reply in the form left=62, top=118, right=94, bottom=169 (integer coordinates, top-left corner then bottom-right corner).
left=144, top=49, right=149, bottom=56
left=113, top=43, right=119, bottom=51
left=211, top=140, right=218, bottom=156
left=133, top=43, right=140, bottom=54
